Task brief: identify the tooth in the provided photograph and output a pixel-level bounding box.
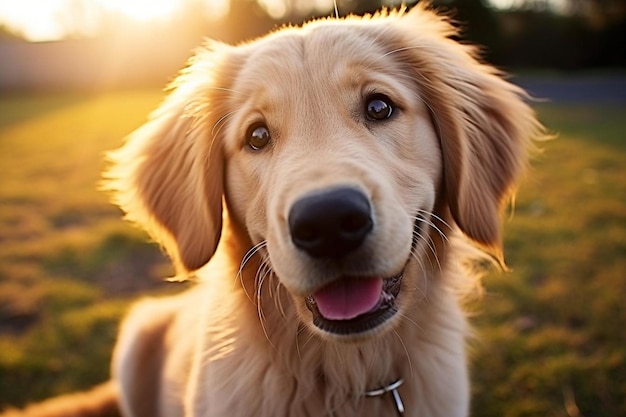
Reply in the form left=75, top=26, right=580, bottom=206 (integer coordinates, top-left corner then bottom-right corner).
left=383, top=291, right=395, bottom=304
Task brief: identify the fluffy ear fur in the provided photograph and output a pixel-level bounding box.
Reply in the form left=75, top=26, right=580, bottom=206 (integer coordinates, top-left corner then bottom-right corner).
left=392, top=5, right=542, bottom=263
left=103, top=44, right=236, bottom=274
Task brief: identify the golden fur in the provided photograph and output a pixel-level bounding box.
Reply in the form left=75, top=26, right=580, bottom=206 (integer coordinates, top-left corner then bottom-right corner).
left=3, top=5, right=543, bottom=417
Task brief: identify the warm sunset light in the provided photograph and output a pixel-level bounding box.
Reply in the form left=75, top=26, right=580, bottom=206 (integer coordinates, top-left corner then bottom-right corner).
left=0, top=0, right=230, bottom=42
left=0, top=0, right=72, bottom=42
left=0, top=0, right=583, bottom=43
left=99, top=0, right=181, bottom=23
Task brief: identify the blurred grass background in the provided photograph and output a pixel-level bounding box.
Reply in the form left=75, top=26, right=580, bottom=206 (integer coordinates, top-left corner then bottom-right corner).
left=471, top=104, right=626, bottom=417
left=0, top=90, right=624, bottom=416
left=0, top=91, right=180, bottom=406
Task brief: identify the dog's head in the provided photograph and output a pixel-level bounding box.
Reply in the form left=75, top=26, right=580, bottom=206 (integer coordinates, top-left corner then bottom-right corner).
left=105, top=6, right=540, bottom=341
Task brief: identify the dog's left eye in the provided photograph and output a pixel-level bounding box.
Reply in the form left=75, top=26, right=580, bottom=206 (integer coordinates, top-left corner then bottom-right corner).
left=365, top=94, right=394, bottom=121
left=247, top=123, right=271, bottom=150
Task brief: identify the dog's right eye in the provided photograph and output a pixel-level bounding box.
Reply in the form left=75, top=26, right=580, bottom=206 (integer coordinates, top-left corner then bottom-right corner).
left=365, top=94, right=394, bottom=121
left=247, top=123, right=271, bottom=150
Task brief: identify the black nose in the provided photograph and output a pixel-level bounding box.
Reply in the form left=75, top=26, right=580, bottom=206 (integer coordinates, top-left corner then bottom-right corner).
left=288, top=187, right=373, bottom=259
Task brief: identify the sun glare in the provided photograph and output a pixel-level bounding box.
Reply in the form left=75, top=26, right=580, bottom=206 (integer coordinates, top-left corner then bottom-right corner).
left=0, top=0, right=72, bottom=42
left=0, top=0, right=229, bottom=42
left=257, top=0, right=288, bottom=19
left=96, top=0, right=180, bottom=23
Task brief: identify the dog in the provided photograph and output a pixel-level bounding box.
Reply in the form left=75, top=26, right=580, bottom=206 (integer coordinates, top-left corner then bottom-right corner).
left=4, top=4, right=543, bottom=417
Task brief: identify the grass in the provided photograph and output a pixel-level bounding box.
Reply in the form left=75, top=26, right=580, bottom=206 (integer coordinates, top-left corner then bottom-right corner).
left=471, top=104, right=626, bottom=417
left=0, top=90, right=178, bottom=407
left=0, top=91, right=624, bottom=416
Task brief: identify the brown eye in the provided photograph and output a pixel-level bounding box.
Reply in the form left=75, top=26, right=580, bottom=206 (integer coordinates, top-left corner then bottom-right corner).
left=365, top=94, right=393, bottom=121
left=247, top=123, right=271, bottom=150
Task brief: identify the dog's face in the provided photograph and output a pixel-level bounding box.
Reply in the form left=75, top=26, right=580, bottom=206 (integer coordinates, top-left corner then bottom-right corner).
left=223, top=24, right=442, bottom=338
left=106, top=7, right=538, bottom=342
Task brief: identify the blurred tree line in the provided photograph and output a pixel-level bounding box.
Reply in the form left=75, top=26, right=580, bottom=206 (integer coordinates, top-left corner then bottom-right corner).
left=0, top=0, right=623, bottom=70
left=208, top=0, right=626, bottom=70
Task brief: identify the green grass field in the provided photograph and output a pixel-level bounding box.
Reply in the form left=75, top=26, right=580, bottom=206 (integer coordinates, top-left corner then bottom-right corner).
left=0, top=91, right=624, bottom=416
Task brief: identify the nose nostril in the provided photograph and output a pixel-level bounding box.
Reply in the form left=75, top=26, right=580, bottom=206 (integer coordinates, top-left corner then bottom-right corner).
left=292, top=221, right=320, bottom=244
left=340, top=213, right=372, bottom=234
left=288, top=187, right=373, bottom=259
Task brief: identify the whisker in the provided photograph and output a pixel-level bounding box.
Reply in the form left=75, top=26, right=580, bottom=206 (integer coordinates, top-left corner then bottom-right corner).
left=249, top=257, right=286, bottom=320
left=400, top=311, right=424, bottom=334
left=298, top=327, right=319, bottom=352
left=295, top=323, right=319, bottom=362
left=274, top=276, right=288, bottom=319
left=392, top=328, right=414, bottom=380
left=412, top=216, right=445, bottom=274
left=211, top=109, right=239, bottom=138
left=417, top=208, right=454, bottom=233
left=264, top=262, right=275, bottom=299
left=409, top=245, right=429, bottom=275
left=413, top=224, right=440, bottom=263
left=256, top=263, right=273, bottom=296
left=239, top=241, right=267, bottom=272
left=414, top=230, right=443, bottom=274
left=409, top=247, right=430, bottom=300
left=363, top=44, right=431, bottom=72
left=414, top=210, right=450, bottom=242
left=236, top=241, right=268, bottom=301
left=256, top=269, right=277, bottom=351
left=410, top=216, right=441, bottom=274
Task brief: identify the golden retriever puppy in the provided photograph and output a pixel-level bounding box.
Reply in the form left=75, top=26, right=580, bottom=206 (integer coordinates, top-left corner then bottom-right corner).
left=101, top=5, right=542, bottom=417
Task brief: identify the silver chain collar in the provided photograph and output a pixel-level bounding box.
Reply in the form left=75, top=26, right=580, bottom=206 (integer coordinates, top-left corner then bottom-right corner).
left=365, top=378, right=405, bottom=415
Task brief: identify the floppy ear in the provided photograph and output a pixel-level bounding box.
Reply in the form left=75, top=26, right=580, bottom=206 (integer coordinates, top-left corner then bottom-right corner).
left=104, top=44, right=236, bottom=274
left=393, top=6, right=542, bottom=262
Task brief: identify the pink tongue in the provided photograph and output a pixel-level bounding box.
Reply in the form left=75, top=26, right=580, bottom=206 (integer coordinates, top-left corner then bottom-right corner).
left=313, top=278, right=383, bottom=320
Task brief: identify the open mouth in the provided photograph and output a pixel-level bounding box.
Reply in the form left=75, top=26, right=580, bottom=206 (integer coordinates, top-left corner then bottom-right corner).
left=305, top=271, right=403, bottom=335
left=303, top=214, right=424, bottom=336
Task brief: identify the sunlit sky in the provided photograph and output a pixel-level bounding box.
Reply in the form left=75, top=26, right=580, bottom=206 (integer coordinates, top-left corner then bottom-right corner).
left=0, top=0, right=231, bottom=41
left=0, top=0, right=566, bottom=42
